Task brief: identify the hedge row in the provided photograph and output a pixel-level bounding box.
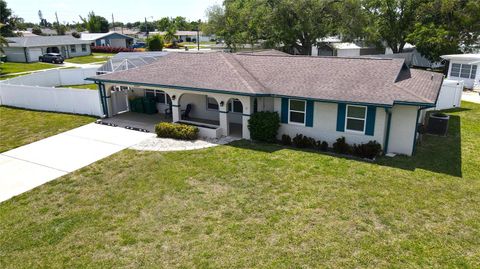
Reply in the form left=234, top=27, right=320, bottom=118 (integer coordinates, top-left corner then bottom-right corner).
left=155, top=122, right=199, bottom=140
left=91, top=46, right=139, bottom=53
left=282, top=134, right=382, bottom=160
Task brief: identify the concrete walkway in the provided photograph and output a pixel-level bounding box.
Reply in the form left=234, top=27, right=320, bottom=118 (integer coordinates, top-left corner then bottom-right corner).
left=462, top=91, right=480, bottom=104
left=0, top=123, right=154, bottom=203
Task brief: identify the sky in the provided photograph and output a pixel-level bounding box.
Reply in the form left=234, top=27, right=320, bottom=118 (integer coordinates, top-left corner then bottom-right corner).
left=6, top=0, right=222, bottom=24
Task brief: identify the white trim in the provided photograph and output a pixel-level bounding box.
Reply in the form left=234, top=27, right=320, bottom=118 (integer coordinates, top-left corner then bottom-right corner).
left=450, top=63, right=477, bottom=79
left=345, top=104, right=367, bottom=134
left=288, top=99, right=306, bottom=126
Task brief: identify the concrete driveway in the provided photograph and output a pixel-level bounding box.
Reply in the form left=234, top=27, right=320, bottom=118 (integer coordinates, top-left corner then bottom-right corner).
left=0, top=123, right=155, bottom=203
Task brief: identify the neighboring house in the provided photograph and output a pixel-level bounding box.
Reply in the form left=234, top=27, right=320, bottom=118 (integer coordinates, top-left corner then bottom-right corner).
left=139, top=31, right=213, bottom=42
left=3, top=36, right=91, bottom=62
left=313, top=42, right=384, bottom=57
left=441, top=54, right=480, bottom=90
left=15, top=30, right=38, bottom=37
left=80, top=32, right=134, bottom=48
left=87, top=51, right=443, bottom=156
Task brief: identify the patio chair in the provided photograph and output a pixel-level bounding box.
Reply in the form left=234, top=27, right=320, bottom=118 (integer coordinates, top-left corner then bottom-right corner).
left=182, top=104, right=192, bottom=120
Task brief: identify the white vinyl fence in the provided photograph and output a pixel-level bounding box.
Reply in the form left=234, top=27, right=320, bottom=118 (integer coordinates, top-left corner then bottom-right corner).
left=0, top=68, right=103, bottom=116
left=436, top=79, right=464, bottom=110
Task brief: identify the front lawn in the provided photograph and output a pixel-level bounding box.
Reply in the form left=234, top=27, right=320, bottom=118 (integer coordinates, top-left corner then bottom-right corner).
left=64, top=53, right=115, bottom=64
left=0, top=102, right=479, bottom=267
left=0, top=62, right=56, bottom=75
left=56, top=83, right=98, bottom=90
left=0, top=107, right=96, bottom=152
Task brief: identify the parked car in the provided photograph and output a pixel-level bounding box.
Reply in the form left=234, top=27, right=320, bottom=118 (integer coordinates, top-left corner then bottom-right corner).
left=132, top=42, right=146, bottom=49
left=39, top=53, right=64, bottom=64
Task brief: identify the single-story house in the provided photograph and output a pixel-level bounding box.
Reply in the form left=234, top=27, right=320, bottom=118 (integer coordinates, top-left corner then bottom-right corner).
left=3, top=36, right=91, bottom=62
left=139, top=31, right=213, bottom=42
left=441, top=54, right=480, bottom=90
left=80, top=32, right=134, bottom=48
left=87, top=51, right=443, bottom=156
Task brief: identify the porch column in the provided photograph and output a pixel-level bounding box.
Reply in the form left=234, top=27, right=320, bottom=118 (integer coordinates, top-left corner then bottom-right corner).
left=242, top=114, right=251, bottom=140
left=172, top=98, right=181, bottom=123
left=219, top=107, right=229, bottom=136
left=241, top=97, right=252, bottom=140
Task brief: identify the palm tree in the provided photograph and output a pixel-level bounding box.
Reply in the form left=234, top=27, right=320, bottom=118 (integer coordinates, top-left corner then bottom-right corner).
left=0, top=24, right=9, bottom=54
left=163, top=25, right=177, bottom=44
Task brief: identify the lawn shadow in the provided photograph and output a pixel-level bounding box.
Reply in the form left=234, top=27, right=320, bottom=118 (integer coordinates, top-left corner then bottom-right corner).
left=377, top=114, right=462, bottom=177
left=227, top=113, right=462, bottom=177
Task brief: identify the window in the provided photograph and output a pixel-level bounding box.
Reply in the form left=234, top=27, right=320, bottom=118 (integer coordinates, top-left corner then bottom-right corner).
left=288, top=99, right=306, bottom=125
left=345, top=105, right=367, bottom=133
left=451, top=63, right=477, bottom=79
left=206, top=96, right=219, bottom=110
left=70, top=45, right=76, bottom=53
left=228, top=99, right=243, bottom=113
left=145, top=89, right=166, bottom=103
left=81, top=44, right=87, bottom=52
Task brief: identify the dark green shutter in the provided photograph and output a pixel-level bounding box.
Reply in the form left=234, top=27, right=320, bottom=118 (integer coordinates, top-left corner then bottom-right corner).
left=365, top=106, right=376, bottom=136
left=336, top=103, right=346, bottom=132
left=281, top=98, right=288, bottom=123
left=306, top=100, right=314, bottom=127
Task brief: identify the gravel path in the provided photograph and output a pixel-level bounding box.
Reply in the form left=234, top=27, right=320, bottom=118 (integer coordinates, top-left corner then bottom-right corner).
left=129, top=136, right=240, bottom=152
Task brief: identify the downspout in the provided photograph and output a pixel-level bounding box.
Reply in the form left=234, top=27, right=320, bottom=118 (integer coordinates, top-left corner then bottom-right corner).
left=383, top=108, right=392, bottom=154
left=23, top=47, right=28, bottom=62
left=411, top=106, right=430, bottom=155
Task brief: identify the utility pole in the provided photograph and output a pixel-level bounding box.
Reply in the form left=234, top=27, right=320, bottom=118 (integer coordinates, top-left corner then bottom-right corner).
left=145, top=17, right=149, bottom=39
left=111, top=13, right=115, bottom=32
left=55, top=12, right=61, bottom=35
left=197, top=19, right=200, bottom=51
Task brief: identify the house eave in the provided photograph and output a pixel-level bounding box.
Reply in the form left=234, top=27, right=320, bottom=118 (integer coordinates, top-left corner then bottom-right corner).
left=87, top=77, right=435, bottom=108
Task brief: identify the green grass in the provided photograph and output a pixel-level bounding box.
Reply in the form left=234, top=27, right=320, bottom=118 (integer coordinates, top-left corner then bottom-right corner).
left=64, top=53, right=115, bottom=64
left=0, top=73, right=32, bottom=80
left=0, top=62, right=56, bottom=75
left=56, top=83, right=98, bottom=90
left=0, top=102, right=479, bottom=268
left=0, top=106, right=96, bottom=152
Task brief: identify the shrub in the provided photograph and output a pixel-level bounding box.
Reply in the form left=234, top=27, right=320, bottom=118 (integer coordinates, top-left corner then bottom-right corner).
left=248, top=112, right=280, bottom=142
left=353, top=141, right=382, bottom=159
left=146, top=34, right=164, bottom=51
left=155, top=122, right=199, bottom=140
left=281, top=134, right=292, bottom=145
left=316, top=140, right=328, bottom=151
left=292, top=134, right=316, bottom=149
left=333, top=137, right=352, bottom=154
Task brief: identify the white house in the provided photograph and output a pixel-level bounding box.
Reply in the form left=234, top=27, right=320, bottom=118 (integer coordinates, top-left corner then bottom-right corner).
left=441, top=54, right=480, bottom=90
left=139, top=31, right=213, bottom=42
left=3, top=36, right=91, bottom=62
left=87, top=51, right=443, bottom=156
left=80, top=32, right=134, bottom=48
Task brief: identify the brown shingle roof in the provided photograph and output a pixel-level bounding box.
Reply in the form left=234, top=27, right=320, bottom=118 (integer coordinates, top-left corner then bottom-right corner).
left=90, top=52, right=443, bottom=106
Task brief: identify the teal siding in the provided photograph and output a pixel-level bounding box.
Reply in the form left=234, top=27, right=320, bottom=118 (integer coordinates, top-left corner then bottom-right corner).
left=336, top=103, right=346, bottom=132
left=365, top=106, right=376, bottom=136
left=306, top=100, right=314, bottom=127
left=281, top=98, right=289, bottom=123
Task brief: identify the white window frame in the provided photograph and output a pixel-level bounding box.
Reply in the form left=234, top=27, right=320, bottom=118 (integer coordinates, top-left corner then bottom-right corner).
left=70, top=45, right=76, bottom=53
left=145, top=89, right=166, bottom=104
left=345, top=105, right=367, bottom=134
left=206, top=96, right=219, bottom=111
left=228, top=99, right=243, bottom=114
left=81, top=44, right=87, bottom=52
left=288, top=99, right=306, bottom=126
left=450, top=63, right=477, bottom=79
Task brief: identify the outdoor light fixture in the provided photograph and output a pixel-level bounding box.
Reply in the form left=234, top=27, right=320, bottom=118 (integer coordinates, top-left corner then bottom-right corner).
left=171, top=95, right=176, bottom=100
left=220, top=101, right=225, bottom=107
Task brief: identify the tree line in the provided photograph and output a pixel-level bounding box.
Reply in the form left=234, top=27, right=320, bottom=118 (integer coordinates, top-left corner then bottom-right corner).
left=203, top=0, right=480, bottom=61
